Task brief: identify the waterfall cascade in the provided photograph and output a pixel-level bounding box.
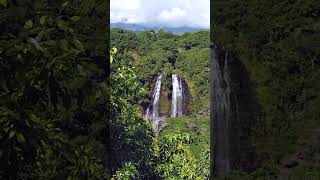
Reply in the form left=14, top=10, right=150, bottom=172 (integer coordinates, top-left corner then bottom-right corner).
left=145, top=74, right=189, bottom=134
left=171, top=74, right=183, bottom=117
left=211, top=41, right=262, bottom=177
left=145, top=75, right=162, bottom=132
left=211, top=42, right=232, bottom=175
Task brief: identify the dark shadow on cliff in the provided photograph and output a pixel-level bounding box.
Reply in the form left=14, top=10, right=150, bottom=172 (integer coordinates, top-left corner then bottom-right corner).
left=211, top=42, right=263, bottom=176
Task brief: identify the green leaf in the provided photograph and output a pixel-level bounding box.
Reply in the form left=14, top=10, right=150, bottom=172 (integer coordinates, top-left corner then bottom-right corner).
left=40, top=16, right=47, bottom=25
left=23, top=48, right=28, bottom=54
left=24, top=20, right=33, bottom=29
left=29, top=114, right=40, bottom=123
left=9, top=131, right=15, bottom=139
left=110, top=56, right=113, bottom=64
left=17, top=133, right=26, bottom=143
left=111, top=47, right=117, bottom=55
left=74, top=39, right=84, bottom=51
left=110, top=47, right=117, bottom=63
left=71, top=16, right=80, bottom=22
left=61, top=1, right=69, bottom=8
left=0, top=0, right=7, bottom=7
left=57, top=20, right=68, bottom=30
left=43, top=40, right=56, bottom=46
left=60, top=39, right=69, bottom=51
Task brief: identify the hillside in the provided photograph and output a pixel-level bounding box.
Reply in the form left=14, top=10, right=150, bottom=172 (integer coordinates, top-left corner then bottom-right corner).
left=211, top=0, right=320, bottom=179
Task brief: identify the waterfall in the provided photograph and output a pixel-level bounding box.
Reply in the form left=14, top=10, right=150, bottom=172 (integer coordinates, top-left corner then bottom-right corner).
left=171, top=74, right=183, bottom=117
left=211, top=41, right=231, bottom=175
left=211, top=41, right=261, bottom=177
left=145, top=75, right=162, bottom=131
left=145, top=74, right=189, bottom=134
left=145, top=106, right=150, bottom=119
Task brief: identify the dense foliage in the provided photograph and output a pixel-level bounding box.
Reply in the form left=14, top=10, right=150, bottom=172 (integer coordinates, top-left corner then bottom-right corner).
left=212, top=0, right=320, bottom=178
left=111, top=28, right=210, bottom=99
left=110, top=28, right=210, bottom=179
left=157, top=133, right=208, bottom=180
left=110, top=48, right=157, bottom=179
left=0, top=0, right=108, bottom=179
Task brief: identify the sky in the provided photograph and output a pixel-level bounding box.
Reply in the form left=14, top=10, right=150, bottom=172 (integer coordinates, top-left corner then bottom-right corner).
left=110, top=0, right=210, bottom=28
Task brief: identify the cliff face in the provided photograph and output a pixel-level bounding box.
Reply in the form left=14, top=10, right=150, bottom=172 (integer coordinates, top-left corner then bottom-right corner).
left=211, top=42, right=262, bottom=176
left=181, top=78, right=192, bottom=115
left=226, top=46, right=262, bottom=172
left=211, top=0, right=320, bottom=178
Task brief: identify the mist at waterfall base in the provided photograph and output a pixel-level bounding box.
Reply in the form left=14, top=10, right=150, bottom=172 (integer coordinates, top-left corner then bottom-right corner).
left=145, top=74, right=185, bottom=133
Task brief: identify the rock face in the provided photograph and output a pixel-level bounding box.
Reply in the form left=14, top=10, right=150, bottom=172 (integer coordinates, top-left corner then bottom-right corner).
left=211, top=41, right=262, bottom=177
left=180, top=78, right=192, bottom=115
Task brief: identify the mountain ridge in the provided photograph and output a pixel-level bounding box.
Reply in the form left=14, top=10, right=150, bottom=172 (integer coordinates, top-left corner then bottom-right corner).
left=111, top=22, right=208, bottom=32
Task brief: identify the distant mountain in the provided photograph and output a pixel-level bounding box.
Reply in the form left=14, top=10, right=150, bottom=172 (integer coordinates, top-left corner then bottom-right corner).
left=110, top=23, right=208, bottom=33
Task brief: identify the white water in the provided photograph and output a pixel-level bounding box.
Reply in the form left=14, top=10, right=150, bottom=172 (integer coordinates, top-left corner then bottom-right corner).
left=145, top=75, right=162, bottom=131
left=145, top=106, right=150, bottom=119
left=151, top=75, right=162, bottom=122
left=171, top=74, right=183, bottom=117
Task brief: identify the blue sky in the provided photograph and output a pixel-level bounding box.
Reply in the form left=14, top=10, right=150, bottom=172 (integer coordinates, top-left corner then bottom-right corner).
left=111, top=0, right=210, bottom=28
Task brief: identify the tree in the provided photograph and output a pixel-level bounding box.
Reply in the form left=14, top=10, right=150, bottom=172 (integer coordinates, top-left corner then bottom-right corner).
left=157, top=133, right=209, bottom=180
left=110, top=48, right=157, bottom=179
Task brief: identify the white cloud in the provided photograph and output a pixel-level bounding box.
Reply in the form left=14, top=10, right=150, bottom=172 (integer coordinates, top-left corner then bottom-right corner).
left=111, top=0, right=141, bottom=11
left=110, top=0, right=210, bottom=28
left=158, top=8, right=187, bottom=22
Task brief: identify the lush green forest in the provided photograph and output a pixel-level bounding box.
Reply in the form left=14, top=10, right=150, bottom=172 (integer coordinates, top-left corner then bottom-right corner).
left=0, top=0, right=109, bottom=179
left=110, top=28, right=210, bottom=179
left=212, top=0, right=320, bottom=179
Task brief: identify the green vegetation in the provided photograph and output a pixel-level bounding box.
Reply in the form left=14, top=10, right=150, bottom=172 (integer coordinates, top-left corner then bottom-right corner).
left=111, top=28, right=210, bottom=99
left=110, top=48, right=157, bottom=179
left=160, top=114, right=210, bottom=160
left=212, top=0, right=320, bottom=179
left=110, top=28, right=210, bottom=179
left=0, top=0, right=108, bottom=179
left=157, top=133, right=209, bottom=180
left=0, top=1, right=211, bottom=179
left=176, top=48, right=210, bottom=96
